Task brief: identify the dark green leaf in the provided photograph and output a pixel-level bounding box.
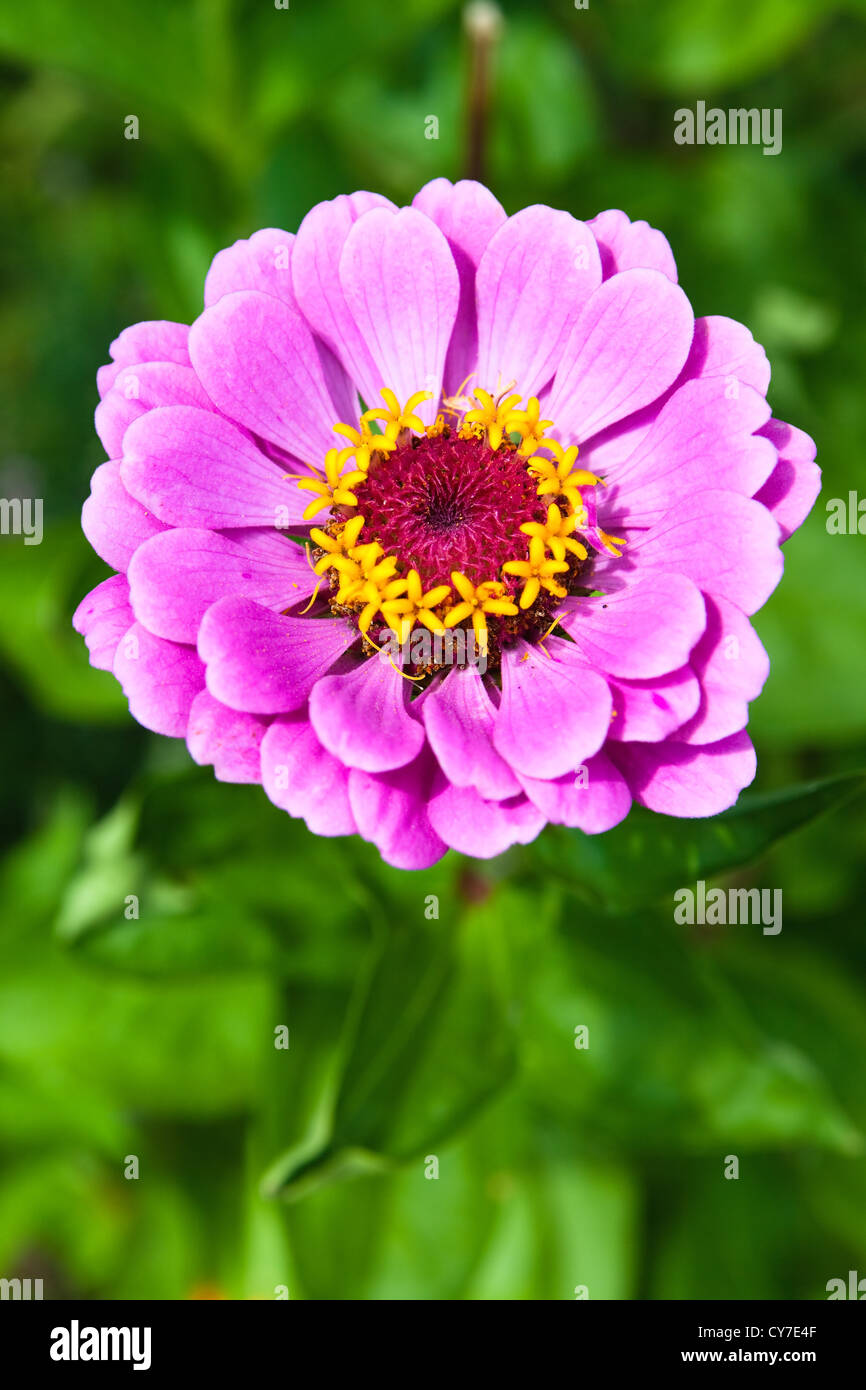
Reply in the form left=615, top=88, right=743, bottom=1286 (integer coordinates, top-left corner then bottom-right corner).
left=532, top=771, right=866, bottom=914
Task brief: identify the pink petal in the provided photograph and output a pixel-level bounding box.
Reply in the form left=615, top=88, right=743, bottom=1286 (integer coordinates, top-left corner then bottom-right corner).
left=596, top=490, right=783, bottom=616
left=581, top=314, right=773, bottom=483
left=82, top=460, right=167, bottom=573
left=610, top=730, right=757, bottom=816
left=339, top=206, right=460, bottom=423
left=97, top=320, right=191, bottom=398
left=113, top=623, right=204, bottom=737
left=188, top=290, right=341, bottom=465
left=128, top=527, right=316, bottom=643
left=95, top=362, right=212, bottom=459
left=292, top=191, right=396, bottom=398
left=607, top=666, right=701, bottom=742
left=754, top=419, right=820, bottom=542
left=316, top=337, right=360, bottom=426
left=603, top=379, right=776, bottom=527
left=413, top=177, right=505, bottom=264
left=413, top=177, right=506, bottom=397
left=198, top=598, right=358, bottom=715
left=204, top=228, right=296, bottom=306
left=261, top=713, right=357, bottom=836
left=427, top=782, right=544, bottom=858
left=309, top=654, right=425, bottom=772
left=517, top=750, right=632, bottom=832
left=546, top=268, right=694, bottom=442
left=681, top=315, right=771, bottom=395
left=121, top=405, right=307, bottom=530
left=186, top=689, right=270, bottom=783
left=72, top=574, right=135, bottom=672
left=202, top=230, right=360, bottom=426
left=422, top=664, right=521, bottom=800
left=558, top=574, right=706, bottom=679
left=348, top=751, right=447, bottom=870
left=679, top=596, right=769, bottom=745
left=474, top=206, right=602, bottom=399
left=494, top=639, right=612, bottom=780
left=588, top=209, right=677, bottom=282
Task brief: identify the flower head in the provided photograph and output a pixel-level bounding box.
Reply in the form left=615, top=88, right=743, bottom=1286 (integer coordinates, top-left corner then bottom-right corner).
left=75, top=184, right=819, bottom=868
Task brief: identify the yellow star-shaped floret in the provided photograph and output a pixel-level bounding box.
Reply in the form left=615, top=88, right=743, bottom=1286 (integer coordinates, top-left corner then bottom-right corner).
left=332, top=418, right=398, bottom=472
left=502, top=536, right=570, bottom=609
left=309, top=515, right=366, bottom=576
left=463, top=388, right=522, bottom=450
left=505, top=396, right=554, bottom=456
left=443, top=573, right=518, bottom=651
left=520, top=503, right=588, bottom=562
left=380, top=569, right=452, bottom=645
left=527, top=441, right=600, bottom=514
left=295, top=447, right=366, bottom=520
left=331, top=541, right=399, bottom=608
left=362, top=388, right=432, bottom=441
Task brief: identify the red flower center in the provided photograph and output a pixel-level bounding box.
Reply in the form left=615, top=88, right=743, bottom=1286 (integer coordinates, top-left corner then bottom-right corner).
left=349, top=430, right=548, bottom=591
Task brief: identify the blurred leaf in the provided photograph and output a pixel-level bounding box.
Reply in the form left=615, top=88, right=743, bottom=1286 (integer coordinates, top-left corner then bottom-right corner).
left=727, top=943, right=866, bottom=1133
left=0, top=0, right=249, bottom=173
left=324, top=56, right=461, bottom=190
left=0, top=526, right=127, bottom=721
left=0, top=1059, right=127, bottom=1154
left=264, top=899, right=518, bottom=1198
left=0, top=1155, right=131, bottom=1288
left=531, top=771, right=866, bottom=914
left=492, top=17, right=599, bottom=183
left=596, top=0, right=824, bottom=91
left=752, top=524, right=866, bottom=746
left=0, top=960, right=274, bottom=1118
left=0, top=0, right=199, bottom=104
left=109, top=1179, right=200, bottom=1300
left=55, top=770, right=376, bottom=979
left=514, top=897, right=862, bottom=1156
left=65, top=910, right=283, bottom=977
left=648, top=1158, right=818, bottom=1298
left=284, top=1093, right=639, bottom=1299
left=464, top=1156, right=637, bottom=1301
left=753, top=283, right=839, bottom=355
left=0, top=790, right=88, bottom=946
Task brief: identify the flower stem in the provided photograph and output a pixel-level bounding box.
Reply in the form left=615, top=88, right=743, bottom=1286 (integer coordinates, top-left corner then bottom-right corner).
left=463, top=1, right=503, bottom=182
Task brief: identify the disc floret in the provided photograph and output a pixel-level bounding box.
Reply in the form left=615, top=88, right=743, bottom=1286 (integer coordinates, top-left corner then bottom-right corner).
left=300, top=385, right=617, bottom=674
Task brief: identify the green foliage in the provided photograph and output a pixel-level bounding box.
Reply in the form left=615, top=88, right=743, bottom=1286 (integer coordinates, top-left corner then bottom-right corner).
left=1, top=0, right=865, bottom=1299
left=533, top=772, right=866, bottom=913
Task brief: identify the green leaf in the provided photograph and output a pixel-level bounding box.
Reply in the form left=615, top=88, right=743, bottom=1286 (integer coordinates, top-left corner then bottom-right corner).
left=54, top=771, right=374, bottom=980
left=0, top=0, right=244, bottom=172
left=263, top=899, right=518, bottom=1200
left=464, top=1156, right=637, bottom=1301
left=65, top=910, right=281, bottom=977
left=511, top=898, right=862, bottom=1157
left=0, top=525, right=128, bottom=722
left=492, top=18, right=599, bottom=183
left=531, top=770, right=866, bottom=914
left=595, top=0, right=823, bottom=91
left=0, top=790, right=88, bottom=952
left=752, top=523, right=866, bottom=746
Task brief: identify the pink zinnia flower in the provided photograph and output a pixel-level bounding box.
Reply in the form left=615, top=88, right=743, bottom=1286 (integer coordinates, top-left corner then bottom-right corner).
left=74, top=180, right=819, bottom=869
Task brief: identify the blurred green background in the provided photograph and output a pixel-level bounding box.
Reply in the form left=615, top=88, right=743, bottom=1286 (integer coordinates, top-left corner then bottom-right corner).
left=1, top=0, right=865, bottom=1300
